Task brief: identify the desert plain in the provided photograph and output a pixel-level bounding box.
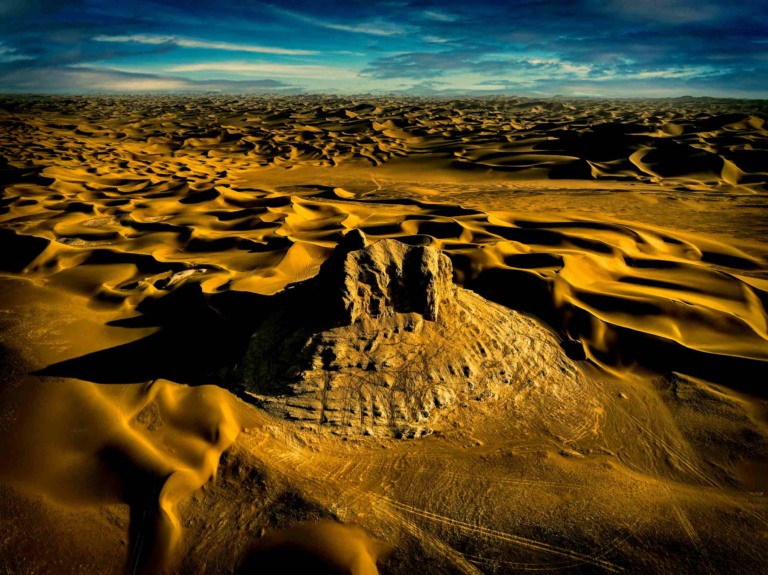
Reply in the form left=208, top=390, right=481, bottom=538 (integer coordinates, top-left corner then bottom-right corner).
left=0, top=95, right=767, bottom=574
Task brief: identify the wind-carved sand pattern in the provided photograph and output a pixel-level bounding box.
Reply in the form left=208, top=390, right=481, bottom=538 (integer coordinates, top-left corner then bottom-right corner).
left=0, top=96, right=767, bottom=574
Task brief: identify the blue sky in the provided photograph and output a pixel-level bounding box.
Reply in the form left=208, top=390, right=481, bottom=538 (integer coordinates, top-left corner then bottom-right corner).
left=0, top=0, right=766, bottom=96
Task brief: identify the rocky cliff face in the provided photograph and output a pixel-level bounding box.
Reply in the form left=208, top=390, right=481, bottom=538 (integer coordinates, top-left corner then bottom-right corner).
left=316, top=230, right=455, bottom=325
left=228, top=232, right=585, bottom=438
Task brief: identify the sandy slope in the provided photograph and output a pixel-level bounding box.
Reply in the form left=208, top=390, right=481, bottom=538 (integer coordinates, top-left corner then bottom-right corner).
left=0, top=96, right=767, bottom=574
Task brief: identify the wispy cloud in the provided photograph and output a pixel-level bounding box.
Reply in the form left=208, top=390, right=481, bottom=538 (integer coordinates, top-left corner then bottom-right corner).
left=361, top=48, right=490, bottom=79
left=362, top=48, right=725, bottom=92
left=165, top=61, right=357, bottom=79
left=522, top=57, right=593, bottom=77
left=0, top=65, right=296, bottom=93
left=422, top=10, right=459, bottom=22
left=608, top=67, right=720, bottom=80
left=93, top=34, right=318, bottom=56
left=0, top=42, right=34, bottom=63
left=268, top=6, right=411, bottom=37
left=424, top=35, right=452, bottom=44
left=322, top=20, right=405, bottom=36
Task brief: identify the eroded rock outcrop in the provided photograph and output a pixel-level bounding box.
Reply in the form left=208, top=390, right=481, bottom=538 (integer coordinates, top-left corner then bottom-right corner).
left=227, top=231, right=585, bottom=437
left=328, top=232, right=454, bottom=324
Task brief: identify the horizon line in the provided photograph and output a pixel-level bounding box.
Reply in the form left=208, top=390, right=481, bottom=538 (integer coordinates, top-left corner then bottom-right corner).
left=1, top=91, right=767, bottom=102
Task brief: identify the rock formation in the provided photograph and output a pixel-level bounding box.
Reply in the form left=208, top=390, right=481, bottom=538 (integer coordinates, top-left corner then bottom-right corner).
left=228, top=231, right=584, bottom=437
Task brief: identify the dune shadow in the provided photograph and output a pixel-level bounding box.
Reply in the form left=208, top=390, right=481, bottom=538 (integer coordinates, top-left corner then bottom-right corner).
left=97, top=443, right=168, bottom=575
left=235, top=520, right=385, bottom=575
left=236, top=545, right=353, bottom=575
left=34, top=283, right=274, bottom=385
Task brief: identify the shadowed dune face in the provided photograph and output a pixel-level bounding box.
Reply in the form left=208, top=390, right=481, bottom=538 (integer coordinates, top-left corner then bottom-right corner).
left=1, top=96, right=768, bottom=574
left=236, top=520, right=387, bottom=575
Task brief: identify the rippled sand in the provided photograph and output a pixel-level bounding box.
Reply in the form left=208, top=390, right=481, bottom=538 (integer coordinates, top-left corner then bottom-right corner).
left=1, top=96, right=767, bottom=574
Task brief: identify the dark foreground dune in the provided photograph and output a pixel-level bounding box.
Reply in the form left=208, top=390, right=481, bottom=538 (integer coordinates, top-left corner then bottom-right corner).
left=0, top=95, right=767, bottom=574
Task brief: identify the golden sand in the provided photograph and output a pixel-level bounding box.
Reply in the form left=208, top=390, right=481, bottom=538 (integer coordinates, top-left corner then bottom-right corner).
left=0, top=96, right=766, bottom=574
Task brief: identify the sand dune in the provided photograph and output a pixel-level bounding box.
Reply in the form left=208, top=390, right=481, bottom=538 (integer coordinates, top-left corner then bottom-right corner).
left=1, top=96, right=767, bottom=574
left=1, top=169, right=764, bottom=381
left=2, top=96, right=767, bottom=190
